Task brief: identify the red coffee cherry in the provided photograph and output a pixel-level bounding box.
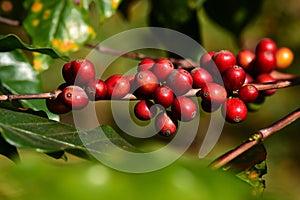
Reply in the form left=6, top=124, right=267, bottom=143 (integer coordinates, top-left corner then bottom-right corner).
left=236, top=49, right=255, bottom=70
left=171, top=96, right=197, bottom=122
left=134, top=100, right=157, bottom=121
left=201, top=100, right=221, bottom=113
left=254, top=51, right=276, bottom=74
left=222, top=65, right=246, bottom=91
left=155, top=112, right=178, bottom=137
left=152, top=58, right=174, bottom=82
left=137, top=58, right=155, bottom=71
left=62, top=62, right=74, bottom=84
left=256, top=73, right=277, bottom=96
left=62, top=59, right=96, bottom=85
left=200, top=51, right=215, bottom=68
left=62, top=85, right=89, bottom=110
left=255, top=38, right=277, bottom=54
left=213, top=50, right=236, bottom=73
left=46, top=92, right=71, bottom=114
left=134, top=70, right=159, bottom=96
left=85, top=79, right=107, bottom=101
left=72, top=59, right=96, bottom=85
left=166, top=68, right=193, bottom=96
left=238, top=85, right=259, bottom=103
left=222, top=98, right=248, bottom=123
left=244, top=73, right=254, bottom=84
left=105, top=74, right=130, bottom=99
left=154, top=85, right=174, bottom=108
left=190, top=67, right=213, bottom=89
left=199, top=83, right=227, bottom=104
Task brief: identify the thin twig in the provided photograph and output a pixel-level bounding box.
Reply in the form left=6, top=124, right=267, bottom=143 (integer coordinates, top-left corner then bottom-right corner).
left=1, top=77, right=300, bottom=102
left=0, top=16, right=20, bottom=26
left=85, top=43, right=199, bottom=68
left=209, top=108, right=300, bottom=169
left=0, top=89, right=61, bottom=101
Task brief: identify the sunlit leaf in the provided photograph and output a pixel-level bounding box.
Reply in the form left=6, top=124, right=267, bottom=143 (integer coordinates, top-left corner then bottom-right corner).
left=23, top=0, right=96, bottom=71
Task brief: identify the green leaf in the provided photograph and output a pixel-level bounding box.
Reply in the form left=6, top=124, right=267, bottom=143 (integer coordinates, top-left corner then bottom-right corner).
left=0, top=131, right=19, bottom=162
left=203, top=0, right=263, bottom=37
left=23, top=0, right=96, bottom=71
left=0, top=50, right=48, bottom=112
left=148, top=0, right=202, bottom=59
left=0, top=108, right=137, bottom=160
left=223, top=144, right=267, bottom=196
left=0, top=34, right=68, bottom=61
left=92, top=0, right=122, bottom=22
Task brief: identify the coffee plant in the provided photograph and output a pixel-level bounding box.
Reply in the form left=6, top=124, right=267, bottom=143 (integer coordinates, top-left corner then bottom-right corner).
left=0, top=0, right=300, bottom=199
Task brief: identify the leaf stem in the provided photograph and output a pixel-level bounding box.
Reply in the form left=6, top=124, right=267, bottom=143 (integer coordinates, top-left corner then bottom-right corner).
left=209, top=108, right=300, bottom=169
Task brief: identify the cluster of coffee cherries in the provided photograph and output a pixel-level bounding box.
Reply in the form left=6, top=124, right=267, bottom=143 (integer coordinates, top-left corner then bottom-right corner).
left=199, top=38, right=294, bottom=123
left=46, top=38, right=294, bottom=137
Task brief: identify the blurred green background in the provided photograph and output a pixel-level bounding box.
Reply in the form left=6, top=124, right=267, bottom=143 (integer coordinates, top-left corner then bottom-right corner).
left=1, top=0, right=300, bottom=199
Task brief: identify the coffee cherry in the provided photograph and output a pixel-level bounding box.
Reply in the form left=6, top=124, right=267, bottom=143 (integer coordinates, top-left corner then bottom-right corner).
left=62, top=85, right=89, bottom=110
left=255, top=38, right=277, bottom=54
left=137, top=58, right=155, bottom=71
left=276, top=47, right=294, bottom=70
left=201, top=100, right=221, bottom=113
left=213, top=50, right=236, bottom=73
left=199, top=83, right=227, bottom=104
left=190, top=67, right=213, bottom=89
left=171, top=96, right=197, bottom=122
left=244, top=73, right=254, bottom=84
left=256, top=73, right=277, bottom=96
left=222, top=65, right=246, bottom=91
left=62, top=59, right=96, bottom=85
left=134, top=70, right=159, bottom=96
left=155, top=112, right=178, bottom=137
left=105, top=74, right=130, bottom=99
left=222, top=98, right=247, bottom=123
left=134, top=100, right=157, bottom=121
left=166, top=68, right=193, bottom=96
left=85, top=79, right=107, bottom=101
left=238, top=85, right=258, bottom=103
left=72, top=59, right=96, bottom=85
left=46, top=93, right=71, bottom=114
left=62, top=62, right=74, bottom=84
left=237, top=49, right=255, bottom=70
left=200, top=51, right=215, bottom=68
left=152, top=58, right=174, bottom=82
left=154, top=85, right=174, bottom=108
left=254, top=51, right=276, bottom=74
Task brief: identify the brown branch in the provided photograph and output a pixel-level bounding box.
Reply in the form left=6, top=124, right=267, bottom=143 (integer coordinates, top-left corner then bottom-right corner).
left=0, top=16, right=20, bottom=26
left=0, top=89, right=61, bottom=101
left=249, top=76, right=300, bottom=91
left=85, top=44, right=199, bottom=69
left=209, top=108, right=300, bottom=169
left=1, top=76, right=300, bottom=102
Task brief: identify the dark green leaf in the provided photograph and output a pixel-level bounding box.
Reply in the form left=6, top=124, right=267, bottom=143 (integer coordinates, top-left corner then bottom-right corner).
left=0, top=34, right=68, bottom=61
left=203, top=0, right=263, bottom=37
left=23, top=0, right=96, bottom=71
left=149, top=0, right=202, bottom=58
left=0, top=108, right=137, bottom=160
left=0, top=131, right=19, bottom=162
left=224, top=144, right=267, bottom=196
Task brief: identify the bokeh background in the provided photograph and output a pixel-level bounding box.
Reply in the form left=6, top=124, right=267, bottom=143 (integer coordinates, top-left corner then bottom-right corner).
left=1, top=0, right=300, bottom=199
